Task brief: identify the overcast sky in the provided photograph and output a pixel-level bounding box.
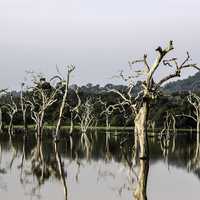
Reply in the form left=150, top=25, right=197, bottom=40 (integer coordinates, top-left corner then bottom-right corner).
left=0, top=0, right=200, bottom=89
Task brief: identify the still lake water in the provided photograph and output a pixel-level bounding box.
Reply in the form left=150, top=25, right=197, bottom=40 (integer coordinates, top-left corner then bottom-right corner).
left=0, top=130, right=199, bottom=200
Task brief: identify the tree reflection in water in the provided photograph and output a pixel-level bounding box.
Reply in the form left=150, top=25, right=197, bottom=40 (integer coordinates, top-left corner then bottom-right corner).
left=134, top=159, right=149, bottom=200
left=54, top=140, right=68, bottom=200
left=0, top=130, right=200, bottom=199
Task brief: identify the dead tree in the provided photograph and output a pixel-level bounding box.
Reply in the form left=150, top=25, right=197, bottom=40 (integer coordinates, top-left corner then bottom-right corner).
left=176, top=92, right=200, bottom=161
left=27, top=77, right=60, bottom=138
left=147, top=120, right=156, bottom=136
left=187, top=92, right=200, bottom=134
left=110, top=41, right=199, bottom=159
left=0, top=89, right=7, bottom=133
left=98, top=97, right=126, bottom=130
left=0, top=90, right=5, bottom=132
left=0, top=107, right=2, bottom=133
left=76, top=98, right=96, bottom=133
left=55, top=65, right=75, bottom=137
left=20, top=83, right=29, bottom=134
left=99, top=98, right=112, bottom=129
left=68, top=87, right=81, bottom=134
left=159, top=112, right=176, bottom=163
left=4, top=93, right=18, bottom=136
left=180, top=92, right=200, bottom=160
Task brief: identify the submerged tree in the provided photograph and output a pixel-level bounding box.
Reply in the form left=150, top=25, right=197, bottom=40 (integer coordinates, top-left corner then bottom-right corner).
left=159, top=112, right=176, bottom=163
left=55, top=65, right=75, bottom=137
left=110, top=41, right=199, bottom=159
left=187, top=92, right=200, bottom=134
left=68, top=87, right=81, bottom=134
left=98, top=97, right=126, bottom=130
left=20, top=82, right=29, bottom=134
left=177, top=92, right=200, bottom=161
left=76, top=98, right=96, bottom=133
left=27, top=76, right=60, bottom=138
left=0, top=89, right=7, bottom=133
left=4, top=93, right=18, bottom=136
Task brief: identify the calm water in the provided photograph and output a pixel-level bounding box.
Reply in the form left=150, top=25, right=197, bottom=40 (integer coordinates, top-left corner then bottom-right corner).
left=0, top=130, right=199, bottom=200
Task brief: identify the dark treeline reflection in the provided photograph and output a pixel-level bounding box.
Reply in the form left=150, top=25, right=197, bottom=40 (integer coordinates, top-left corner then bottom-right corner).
left=0, top=130, right=200, bottom=199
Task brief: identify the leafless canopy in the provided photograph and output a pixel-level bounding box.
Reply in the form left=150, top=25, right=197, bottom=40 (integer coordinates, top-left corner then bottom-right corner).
left=110, top=41, right=199, bottom=114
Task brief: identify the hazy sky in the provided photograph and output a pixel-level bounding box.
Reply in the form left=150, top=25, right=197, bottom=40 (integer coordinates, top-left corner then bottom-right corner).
left=0, top=0, right=200, bottom=89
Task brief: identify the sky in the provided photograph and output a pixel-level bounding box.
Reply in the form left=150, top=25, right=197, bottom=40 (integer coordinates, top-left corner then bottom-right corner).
left=0, top=0, right=200, bottom=89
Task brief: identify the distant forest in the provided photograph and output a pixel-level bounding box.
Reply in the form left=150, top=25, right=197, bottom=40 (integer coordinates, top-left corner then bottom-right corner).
left=1, top=71, right=200, bottom=130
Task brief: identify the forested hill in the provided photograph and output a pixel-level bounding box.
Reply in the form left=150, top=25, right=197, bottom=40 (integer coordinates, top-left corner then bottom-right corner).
left=164, top=71, right=200, bottom=93
left=8, top=72, right=200, bottom=97
left=75, top=72, right=200, bottom=94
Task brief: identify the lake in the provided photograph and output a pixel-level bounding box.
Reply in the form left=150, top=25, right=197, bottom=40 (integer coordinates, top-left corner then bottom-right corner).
left=0, top=130, right=199, bottom=199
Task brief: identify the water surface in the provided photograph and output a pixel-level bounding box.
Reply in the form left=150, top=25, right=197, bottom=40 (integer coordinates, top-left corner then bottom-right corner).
left=0, top=131, right=199, bottom=199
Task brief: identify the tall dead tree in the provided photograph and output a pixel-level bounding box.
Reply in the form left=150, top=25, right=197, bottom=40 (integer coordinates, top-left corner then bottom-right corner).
left=111, top=41, right=199, bottom=159
left=55, top=65, right=75, bottom=137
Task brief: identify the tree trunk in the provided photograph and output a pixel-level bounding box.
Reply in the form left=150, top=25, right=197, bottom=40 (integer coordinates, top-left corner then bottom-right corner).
left=36, top=113, right=44, bottom=139
left=0, top=108, right=2, bottom=133
left=106, top=115, right=110, bottom=129
left=69, top=113, right=73, bottom=134
left=197, top=120, right=200, bottom=135
left=38, top=112, right=44, bottom=138
left=134, top=101, right=149, bottom=159
left=8, top=116, right=13, bottom=136
left=23, top=110, right=28, bottom=134
left=194, top=120, right=200, bottom=160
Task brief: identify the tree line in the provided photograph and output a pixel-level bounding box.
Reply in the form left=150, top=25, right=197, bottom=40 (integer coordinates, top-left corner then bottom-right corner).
left=0, top=77, right=199, bottom=131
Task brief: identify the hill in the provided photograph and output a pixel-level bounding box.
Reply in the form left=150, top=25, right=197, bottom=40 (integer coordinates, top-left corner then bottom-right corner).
left=164, top=72, right=200, bottom=93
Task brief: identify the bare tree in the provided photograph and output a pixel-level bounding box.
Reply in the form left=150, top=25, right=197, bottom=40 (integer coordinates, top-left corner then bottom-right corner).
left=187, top=92, right=200, bottom=134
left=0, top=107, right=2, bottom=133
left=27, top=77, right=60, bottom=138
left=159, top=112, right=176, bottom=163
left=76, top=98, right=96, bottom=133
left=177, top=92, right=200, bottom=161
left=20, top=83, right=29, bottom=134
left=68, top=87, right=81, bottom=134
left=98, top=97, right=126, bottom=130
left=55, top=65, right=75, bottom=138
left=0, top=89, right=7, bottom=133
left=4, top=93, right=18, bottom=136
left=110, top=41, right=199, bottom=159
